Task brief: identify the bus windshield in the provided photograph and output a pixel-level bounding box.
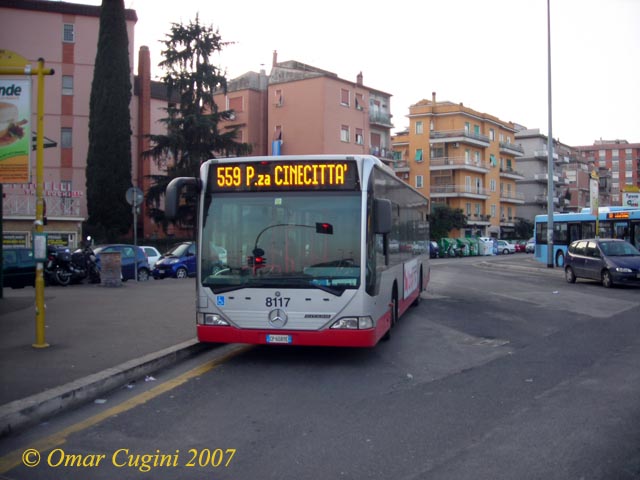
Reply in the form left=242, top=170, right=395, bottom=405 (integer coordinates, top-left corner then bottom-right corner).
left=201, top=191, right=362, bottom=294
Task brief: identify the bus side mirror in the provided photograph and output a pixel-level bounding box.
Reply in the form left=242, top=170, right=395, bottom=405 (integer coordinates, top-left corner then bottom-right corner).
left=374, top=199, right=392, bottom=234
left=165, top=177, right=200, bottom=220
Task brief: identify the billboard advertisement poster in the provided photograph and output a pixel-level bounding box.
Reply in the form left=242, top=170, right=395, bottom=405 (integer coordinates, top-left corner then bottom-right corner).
left=622, top=192, right=639, bottom=209
left=0, top=78, right=31, bottom=183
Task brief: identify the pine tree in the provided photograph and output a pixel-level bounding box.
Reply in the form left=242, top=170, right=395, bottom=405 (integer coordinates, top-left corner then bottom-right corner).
left=144, top=16, right=250, bottom=230
left=85, top=0, right=133, bottom=242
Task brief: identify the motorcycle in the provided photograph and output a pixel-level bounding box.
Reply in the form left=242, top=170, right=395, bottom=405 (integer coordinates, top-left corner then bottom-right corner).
left=45, top=244, right=100, bottom=286
left=44, top=246, right=73, bottom=286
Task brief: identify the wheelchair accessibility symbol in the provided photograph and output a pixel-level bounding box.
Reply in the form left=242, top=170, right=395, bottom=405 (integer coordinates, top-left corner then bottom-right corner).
left=216, top=296, right=225, bottom=307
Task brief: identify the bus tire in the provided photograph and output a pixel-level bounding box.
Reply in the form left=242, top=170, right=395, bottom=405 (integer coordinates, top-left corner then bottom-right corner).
left=411, top=268, right=423, bottom=307
left=382, top=288, right=398, bottom=342
left=555, top=250, right=565, bottom=267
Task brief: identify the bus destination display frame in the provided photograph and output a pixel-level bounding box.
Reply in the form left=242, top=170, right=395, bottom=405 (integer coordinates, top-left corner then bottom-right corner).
left=209, top=160, right=359, bottom=193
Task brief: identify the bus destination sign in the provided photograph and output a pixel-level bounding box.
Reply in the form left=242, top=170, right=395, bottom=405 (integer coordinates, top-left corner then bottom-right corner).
left=606, top=212, right=630, bottom=219
left=209, top=160, right=359, bottom=192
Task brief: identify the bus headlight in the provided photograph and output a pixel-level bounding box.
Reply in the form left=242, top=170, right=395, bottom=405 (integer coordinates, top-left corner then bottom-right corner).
left=330, top=316, right=373, bottom=330
left=197, top=313, right=230, bottom=326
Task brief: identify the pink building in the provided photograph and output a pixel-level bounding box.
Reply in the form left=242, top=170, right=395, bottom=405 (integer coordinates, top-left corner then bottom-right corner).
left=214, top=52, right=394, bottom=161
left=0, top=0, right=168, bottom=247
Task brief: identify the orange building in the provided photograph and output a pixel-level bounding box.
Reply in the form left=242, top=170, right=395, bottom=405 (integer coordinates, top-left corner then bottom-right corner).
left=392, top=93, right=525, bottom=238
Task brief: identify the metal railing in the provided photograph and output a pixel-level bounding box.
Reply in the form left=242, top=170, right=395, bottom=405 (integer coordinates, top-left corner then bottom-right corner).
left=3, top=195, right=82, bottom=218
left=430, top=156, right=489, bottom=170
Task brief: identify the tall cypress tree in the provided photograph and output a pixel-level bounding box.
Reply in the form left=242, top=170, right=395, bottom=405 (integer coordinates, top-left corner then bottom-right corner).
left=86, top=0, right=132, bottom=242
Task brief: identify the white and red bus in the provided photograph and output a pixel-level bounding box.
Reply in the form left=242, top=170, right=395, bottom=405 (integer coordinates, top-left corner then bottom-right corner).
left=165, top=155, right=430, bottom=347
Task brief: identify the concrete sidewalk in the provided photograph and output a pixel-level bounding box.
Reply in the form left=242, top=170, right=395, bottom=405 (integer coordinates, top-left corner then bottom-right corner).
left=0, top=278, right=207, bottom=436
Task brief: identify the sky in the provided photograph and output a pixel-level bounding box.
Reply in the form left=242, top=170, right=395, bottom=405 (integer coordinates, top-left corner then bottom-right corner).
left=69, top=0, right=639, bottom=147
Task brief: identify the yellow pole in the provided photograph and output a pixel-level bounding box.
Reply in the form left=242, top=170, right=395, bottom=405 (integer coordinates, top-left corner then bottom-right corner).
left=0, top=51, right=53, bottom=348
left=33, top=58, right=48, bottom=348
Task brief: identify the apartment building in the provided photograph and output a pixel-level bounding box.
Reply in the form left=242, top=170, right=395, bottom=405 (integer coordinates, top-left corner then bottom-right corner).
left=392, top=93, right=524, bottom=238
left=214, top=52, right=394, bottom=160
left=514, top=127, right=575, bottom=219
left=574, top=139, right=640, bottom=206
left=0, top=0, right=169, bottom=247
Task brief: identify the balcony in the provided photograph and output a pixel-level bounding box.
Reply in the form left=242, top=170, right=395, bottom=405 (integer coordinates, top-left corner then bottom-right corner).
left=499, top=167, right=524, bottom=180
left=369, top=111, right=393, bottom=127
left=499, top=142, right=524, bottom=156
left=430, top=129, right=490, bottom=148
left=430, top=156, right=489, bottom=173
left=534, top=194, right=560, bottom=205
left=466, top=213, right=492, bottom=224
left=3, top=194, right=83, bottom=220
left=533, top=172, right=565, bottom=184
left=390, top=160, right=410, bottom=173
left=430, top=184, right=490, bottom=199
left=370, top=146, right=394, bottom=160
left=499, top=191, right=525, bottom=204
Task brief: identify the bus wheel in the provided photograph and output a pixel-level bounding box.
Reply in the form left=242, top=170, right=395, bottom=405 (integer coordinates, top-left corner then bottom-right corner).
left=411, top=269, right=423, bottom=307
left=382, top=291, right=398, bottom=342
left=555, top=250, right=565, bottom=267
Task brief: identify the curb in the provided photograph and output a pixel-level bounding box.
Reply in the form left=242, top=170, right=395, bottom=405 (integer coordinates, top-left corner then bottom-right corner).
left=0, top=339, right=210, bottom=437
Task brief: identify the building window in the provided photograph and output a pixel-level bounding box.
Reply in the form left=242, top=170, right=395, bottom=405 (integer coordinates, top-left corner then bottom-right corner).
left=61, top=128, right=72, bottom=148
left=464, top=122, right=470, bottom=134
left=61, top=180, right=72, bottom=213
left=465, top=176, right=471, bottom=192
left=274, top=89, right=283, bottom=107
left=340, top=89, right=350, bottom=106
left=430, top=120, right=434, bottom=131
left=63, top=24, right=75, bottom=43
left=489, top=154, right=497, bottom=166
left=474, top=151, right=480, bottom=165
left=465, top=203, right=471, bottom=215
left=355, top=128, right=363, bottom=145
left=416, top=175, right=424, bottom=189
left=415, top=121, right=423, bottom=135
left=355, top=93, right=364, bottom=110
left=62, top=76, right=73, bottom=96
left=228, top=96, right=243, bottom=113
left=465, top=149, right=470, bottom=164
left=489, top=129, right=495, bottom=141
left=475, top=203, right=481, bottom=216
left=490, top=179, right=496, bottom=192
left=415, top=149, right=423, bottom=162
left=491, top=204, right=496, bottom=218
left=340, top=125, right=350, bottom=142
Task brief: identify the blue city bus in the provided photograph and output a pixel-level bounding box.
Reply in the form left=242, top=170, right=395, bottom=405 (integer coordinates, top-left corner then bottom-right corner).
left=534, top=207, right=640, bottom=267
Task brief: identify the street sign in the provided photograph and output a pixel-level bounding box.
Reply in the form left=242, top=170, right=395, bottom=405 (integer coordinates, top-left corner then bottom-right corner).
left=126, top=186, right=143, bottom=206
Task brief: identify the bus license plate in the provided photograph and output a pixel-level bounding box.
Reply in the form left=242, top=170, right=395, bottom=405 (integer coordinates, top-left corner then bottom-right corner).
left=266, top=334, right=292, bottom=344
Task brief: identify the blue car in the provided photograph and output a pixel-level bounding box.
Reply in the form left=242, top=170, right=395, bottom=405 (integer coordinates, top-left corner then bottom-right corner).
left=94, top=244, right=151, bottom=281
left=152, top=242, right=197, bottom=279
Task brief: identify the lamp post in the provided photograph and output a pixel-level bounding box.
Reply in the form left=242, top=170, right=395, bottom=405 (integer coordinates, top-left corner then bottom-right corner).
left=546, top=0, right=555, bottom=268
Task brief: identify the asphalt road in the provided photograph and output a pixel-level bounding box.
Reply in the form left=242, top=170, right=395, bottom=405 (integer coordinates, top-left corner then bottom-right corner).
left=1, top=255, right=640, bottom=480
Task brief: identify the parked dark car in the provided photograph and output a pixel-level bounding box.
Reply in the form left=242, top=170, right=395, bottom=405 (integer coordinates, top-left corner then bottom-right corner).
left=564, top=238, right=640, bottom=288
left=152, top=242, right=197, bottom=279
left=2, top=247, right=35, bottom=288
left=94, top=244, right=150, bottom=281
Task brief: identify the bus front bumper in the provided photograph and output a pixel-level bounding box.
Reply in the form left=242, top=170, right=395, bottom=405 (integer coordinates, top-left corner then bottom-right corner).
left=197, top=322, right=388, bottom=348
